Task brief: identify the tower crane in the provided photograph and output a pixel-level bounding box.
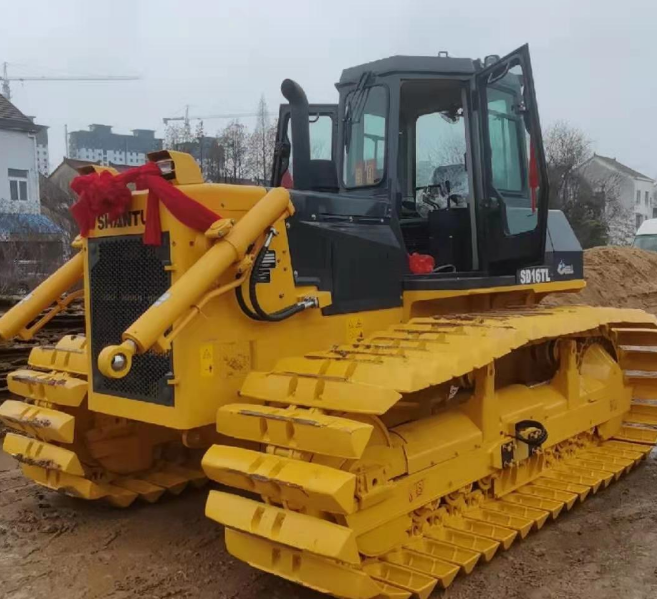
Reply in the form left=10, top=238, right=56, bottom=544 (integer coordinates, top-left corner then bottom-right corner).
left=162, top=105, right=272, bottom=128
left=1, top=61, right=139, bottom=101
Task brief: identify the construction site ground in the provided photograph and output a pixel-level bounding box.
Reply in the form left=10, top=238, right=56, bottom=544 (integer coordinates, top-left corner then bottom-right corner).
left=1, top=246, right=657, bottom=599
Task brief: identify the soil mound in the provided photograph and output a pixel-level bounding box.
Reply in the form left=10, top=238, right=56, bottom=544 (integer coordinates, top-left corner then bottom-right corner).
left=545, top=246, right=657, bottom=313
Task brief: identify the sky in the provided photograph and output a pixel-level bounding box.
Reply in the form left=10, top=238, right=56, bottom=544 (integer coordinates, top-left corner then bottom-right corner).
left=1, top=0, right=656, bottom=178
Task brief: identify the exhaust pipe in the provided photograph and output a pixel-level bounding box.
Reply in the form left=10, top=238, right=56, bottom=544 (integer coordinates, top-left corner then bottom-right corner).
left=281, top=79, right=311, bottom=191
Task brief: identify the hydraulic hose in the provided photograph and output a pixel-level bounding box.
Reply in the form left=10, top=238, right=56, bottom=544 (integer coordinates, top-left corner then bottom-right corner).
left=236, top=228, right=317, bottom=322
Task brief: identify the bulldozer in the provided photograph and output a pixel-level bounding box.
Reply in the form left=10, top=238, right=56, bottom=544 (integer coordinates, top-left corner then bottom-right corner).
left=2, top=44, right=657, bottom=598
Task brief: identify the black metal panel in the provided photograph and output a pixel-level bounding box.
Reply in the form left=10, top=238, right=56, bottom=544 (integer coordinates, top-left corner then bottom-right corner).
left=287, top=191, right=405, bottom=315
left=544, top=210, right=584, bottom=281
left=88, top=234, right=174, bottom=406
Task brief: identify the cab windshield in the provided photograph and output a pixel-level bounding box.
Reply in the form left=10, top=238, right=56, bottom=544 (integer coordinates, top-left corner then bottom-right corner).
left=343, top=86, right=387, bottom=187
left=633, top=234, right=657, bottom=252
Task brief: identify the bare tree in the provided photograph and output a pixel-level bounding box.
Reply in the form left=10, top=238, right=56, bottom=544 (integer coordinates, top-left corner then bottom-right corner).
left=247, top=96, right=276, bottom=185
left=164, top=122, right=194, bottom=150
left=544, top=120, right=592, bottom=211
left=543, top=120, right=627, bottom=247
left=219, top=120, right=249, bottom=183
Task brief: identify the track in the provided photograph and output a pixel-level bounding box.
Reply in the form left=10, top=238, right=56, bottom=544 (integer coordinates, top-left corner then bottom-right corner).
left=203, top=305, right=657, bottom=598
left=0, top=296, right=84, bottom=399
left=1, top=331, right=208, bottom=508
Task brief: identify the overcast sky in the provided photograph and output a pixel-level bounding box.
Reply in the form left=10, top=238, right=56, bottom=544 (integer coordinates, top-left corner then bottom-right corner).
left=1, top=0, right=656, bottom=178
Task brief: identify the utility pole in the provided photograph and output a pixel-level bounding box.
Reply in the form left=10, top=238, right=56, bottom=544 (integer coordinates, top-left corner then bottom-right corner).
left=64, top=124, right=68, bottom=158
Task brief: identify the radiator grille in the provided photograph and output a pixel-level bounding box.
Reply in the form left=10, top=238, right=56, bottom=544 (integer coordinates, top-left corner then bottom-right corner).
left=88, top=234, right=174, bottom=405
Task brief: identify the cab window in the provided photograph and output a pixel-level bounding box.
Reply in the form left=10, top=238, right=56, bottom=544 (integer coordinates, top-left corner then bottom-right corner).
left=483, top=60, right=538, bottom=235
left=285, top=114, right=335, bottom=175
left=343, top=86, right=387, bottom=187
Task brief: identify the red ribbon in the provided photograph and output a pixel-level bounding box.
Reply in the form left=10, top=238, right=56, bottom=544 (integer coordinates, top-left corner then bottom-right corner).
left=70, top=163, right=221, bottom=245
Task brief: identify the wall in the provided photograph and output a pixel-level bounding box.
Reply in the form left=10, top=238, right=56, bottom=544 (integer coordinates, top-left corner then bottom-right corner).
left=632, top=178, right=654, bottom=224
left=71, top=147, right=147, bottom=166
left=0, top=129, right=39, bottom=215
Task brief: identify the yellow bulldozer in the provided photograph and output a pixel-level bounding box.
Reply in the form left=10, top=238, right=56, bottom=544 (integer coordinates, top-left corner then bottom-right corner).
left=2, top=44, right=657, bottom=598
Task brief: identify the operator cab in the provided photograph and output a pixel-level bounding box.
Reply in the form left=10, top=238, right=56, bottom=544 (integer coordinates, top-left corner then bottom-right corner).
left=274, top=46, right=572, bottom=314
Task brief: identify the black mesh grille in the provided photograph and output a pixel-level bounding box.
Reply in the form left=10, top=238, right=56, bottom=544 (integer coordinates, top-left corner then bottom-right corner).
left=88, top=234, right=174, bottom=406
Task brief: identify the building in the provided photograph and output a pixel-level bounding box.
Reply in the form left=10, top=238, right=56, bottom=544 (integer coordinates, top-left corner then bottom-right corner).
left=36, top=126, right=49, bottom=175
left=0, top=94, right=64, bottom=292
left=578, top=154, right=655, bottom=233
left=68, top=124, right=162, bottom=166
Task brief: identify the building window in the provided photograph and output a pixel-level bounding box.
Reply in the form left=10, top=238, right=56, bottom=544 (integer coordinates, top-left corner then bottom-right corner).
left=636, top=190, right=641, bottom=204
left=636, top=213, right=643, bottom=229
left=8, top=168, right=28, bottom=201
left=645, top=190, right=650, bottom=206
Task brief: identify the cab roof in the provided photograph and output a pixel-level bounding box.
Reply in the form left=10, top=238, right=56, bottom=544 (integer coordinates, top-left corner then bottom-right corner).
left=338, top=55, right=477, bottom=86
left=636, top=218, right=657, bottom=236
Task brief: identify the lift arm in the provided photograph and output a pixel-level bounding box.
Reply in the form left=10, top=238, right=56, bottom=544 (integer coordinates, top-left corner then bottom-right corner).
left=0, top=252, right=84, bottom=341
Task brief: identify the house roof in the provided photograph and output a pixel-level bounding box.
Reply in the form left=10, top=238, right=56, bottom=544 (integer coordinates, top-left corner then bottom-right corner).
left=0, top=213, right=64, bottom=241
left=592, top=154, right=654, bottom=182
left=0, top=94, right=39, bottom=132
left=50, top=157, right=134, bottom=181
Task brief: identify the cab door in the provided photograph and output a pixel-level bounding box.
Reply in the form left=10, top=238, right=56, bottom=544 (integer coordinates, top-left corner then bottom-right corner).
left=473, top=44, right=549, bottom=275
left=271, top=104, right=338, bottom=188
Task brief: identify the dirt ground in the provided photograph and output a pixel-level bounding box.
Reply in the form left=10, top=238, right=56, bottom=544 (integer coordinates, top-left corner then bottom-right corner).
left=2, top=247, right=657, bottom=599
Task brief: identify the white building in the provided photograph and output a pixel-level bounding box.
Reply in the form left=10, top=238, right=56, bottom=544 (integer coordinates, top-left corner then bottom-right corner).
left=68, top=124, right=162, bottom=166
left=579, top=153, right=655, bottom=233
left=0, top=94, right=63, bottom=291
left=0, top=94, right=42, bottom=215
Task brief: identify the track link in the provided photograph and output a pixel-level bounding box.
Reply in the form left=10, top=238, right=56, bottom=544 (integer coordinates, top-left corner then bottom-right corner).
left=203, top=306, right=657, bottom=599
left=0, top=334, right=207, bottom=507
